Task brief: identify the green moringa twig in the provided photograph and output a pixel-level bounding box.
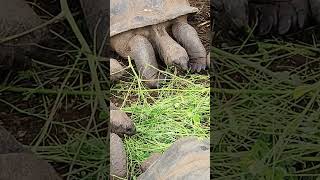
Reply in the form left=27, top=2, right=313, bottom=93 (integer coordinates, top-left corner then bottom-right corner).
left=0, top=85, right=107, bottom=96
left=60, top=0, right=107, bottom=110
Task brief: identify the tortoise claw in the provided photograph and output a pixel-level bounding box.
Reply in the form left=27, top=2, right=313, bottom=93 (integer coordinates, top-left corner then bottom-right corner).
left=190, top=62, right=206, bottom=73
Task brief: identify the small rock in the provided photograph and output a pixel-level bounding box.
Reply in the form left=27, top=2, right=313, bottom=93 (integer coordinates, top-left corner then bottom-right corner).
left=110, top=102, right=136, bottom=137
left=110, top=133, right=127, bottom=179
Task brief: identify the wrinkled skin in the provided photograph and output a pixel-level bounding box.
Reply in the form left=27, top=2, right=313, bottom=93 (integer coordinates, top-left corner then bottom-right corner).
left=110, top=16, right=207, bottom=88
left=212, top=0, right=320, bottom=36
left=109, top=57, right=136, bottom=137
left=109, top=58, right=136, bottom=137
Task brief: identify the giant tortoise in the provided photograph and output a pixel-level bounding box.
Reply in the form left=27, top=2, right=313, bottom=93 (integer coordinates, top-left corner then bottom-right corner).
left=212, top=0, right=320, bottom=36
left=81, top=0, right=208, bottom=88
left=112, top=136, right=210, bottom=180
left=138, top=137, right=210, bottom=180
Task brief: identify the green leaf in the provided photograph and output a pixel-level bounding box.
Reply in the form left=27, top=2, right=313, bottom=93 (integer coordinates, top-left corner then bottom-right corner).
left=192, top=114, right=201, bottom=126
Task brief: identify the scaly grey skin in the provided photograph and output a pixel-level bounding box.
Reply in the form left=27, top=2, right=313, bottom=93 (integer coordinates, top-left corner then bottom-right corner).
left=111, top=16, right=207, bottom=73
left=150, top=23, right=189, bottom=71
left=111, top=31, right=162, bottom=88
left=152, top=16, right=207, bottom=72
left=111, top=17, right=208, bottom=87
left=127, top=34, right=163, bottom=88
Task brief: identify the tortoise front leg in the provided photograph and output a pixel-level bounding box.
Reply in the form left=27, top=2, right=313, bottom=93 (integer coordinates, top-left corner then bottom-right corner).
left=150, top=24, right=189, bottom=71
left=111, top=33, right=162, bottom=88
left=128, top=35, right=162, bottom=88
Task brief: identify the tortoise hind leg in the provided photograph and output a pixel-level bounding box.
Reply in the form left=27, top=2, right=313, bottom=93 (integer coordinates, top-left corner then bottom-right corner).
left=172, top=17, right=207, bottom=72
